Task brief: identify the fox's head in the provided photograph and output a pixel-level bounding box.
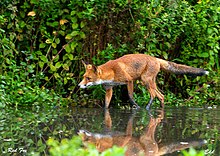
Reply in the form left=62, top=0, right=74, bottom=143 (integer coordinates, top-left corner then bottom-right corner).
left=78, top=129, right=113, bottom=152
left=78, top=61, right=102, bottom=88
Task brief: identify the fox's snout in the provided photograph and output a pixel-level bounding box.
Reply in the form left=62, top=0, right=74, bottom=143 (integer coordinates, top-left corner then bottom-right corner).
left=78, top=80, right=94, bottom=89
left=78, top=81, right=87, bottom=88
left=79, top=84, right=87, bottom=88
left=78, top=129, right=92, bottom=136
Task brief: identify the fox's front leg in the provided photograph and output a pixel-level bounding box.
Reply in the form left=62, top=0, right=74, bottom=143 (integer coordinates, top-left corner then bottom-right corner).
left=104, top=85, right=113, bottom=109
left=127, top=81, right=140, bottom=109
left=104, top=109, right=112, bottom=132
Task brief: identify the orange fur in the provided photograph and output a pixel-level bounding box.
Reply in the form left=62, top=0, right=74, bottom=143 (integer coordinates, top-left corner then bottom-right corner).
left=79, top=54, right=208, bottom=109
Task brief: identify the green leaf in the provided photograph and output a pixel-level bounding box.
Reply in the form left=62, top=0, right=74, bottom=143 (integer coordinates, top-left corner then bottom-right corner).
left=19, top=21, right=26, bottom=28
left=65, top=34, right=72, bottom=40
left=55, top=38, right=60, bottom=44
left=39, top=61, right=44, bottom=69
left=72, top=23, right=78, bottom=29
left=64, top=77, right=68, bottom=85
left=63, top=54, right=69, bottom=60
left=213, top=28, right=218, bottom=34
left=65, top=44, right=71, bottom=53
left=38, top=144, right=46, bottom=152
left=37, top=139, right=43, bottom=146
left=162, top=52, right=168, bottom=60
left=167, top=33, right=171, bottom=39
left=71, top=42, right=78, bottom=50
left=71, top=31, right=79, bottom=37
left=207, top=28, right=212, bottom=34
left=45, top=76, right=49, bottom=81
left=55, top=62, right=62, bottom=68
left=40, top=55, right=48, bottom=62
left=63, top=64, right=69, bottom=71
left=53, top=54, right=59, bottom=62
left=52, top=43, right=57, bottom=48
left=36, top=51, right=42, bottom=55
left=71, top=11, right=76, bottom=16
left=197, top=52, right=209, bottom=58
left=54, top=73, right=60, bottom=79
left=68, top=54, right=73, bottom=60
left=46, top=38, right=53, bottom=44
left=50, top=64, right=57, bottom=72
left=51, top=21, right=59, bottom=27
left=165, top=42, right=171, bottom=48
left=80, top=32, right=86, bottom=39
left=71, top=17, right=77, bottom=23
left=80, top=21, right=86, bottom=28
left=0, top=28, right=5, bottom=33
left=9, top=33, right=15, bottom=41
left=59, top=30, right=65, bottom=36
left=39, top=43, right=46, bottom=49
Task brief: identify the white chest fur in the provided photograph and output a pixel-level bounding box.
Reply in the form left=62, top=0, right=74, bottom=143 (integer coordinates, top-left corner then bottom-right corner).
left=95, top=79, right=126, bottom=86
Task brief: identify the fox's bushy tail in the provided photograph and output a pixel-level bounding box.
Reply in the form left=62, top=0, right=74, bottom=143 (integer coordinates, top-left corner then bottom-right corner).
left=157, top=58, right=209, bottom=76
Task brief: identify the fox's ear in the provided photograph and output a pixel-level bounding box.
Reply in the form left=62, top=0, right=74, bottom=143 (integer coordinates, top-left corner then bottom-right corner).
left=86, top=64, right=97, bottom=72
left=81, top=60, right=87, bottom=68
left=81, top=60, right=99, bottom=73
left=88, top=65, right=101, bottom=75
left=93, top=65, right=99, bottom=74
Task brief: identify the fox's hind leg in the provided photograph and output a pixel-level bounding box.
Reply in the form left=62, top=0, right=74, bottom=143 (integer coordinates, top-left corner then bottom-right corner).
left=155, top=88, right=164, bottom=108
left=154, top=89, right=164, bottom=108
left=143, top=79, right=164, bottom=109
left=145, top=82, right=156, bottom=110
left=141, top=65, right=163, bottom=109
left=151, top=76, right=164, bottom=108
left=141, top=76, right=156, bottom=109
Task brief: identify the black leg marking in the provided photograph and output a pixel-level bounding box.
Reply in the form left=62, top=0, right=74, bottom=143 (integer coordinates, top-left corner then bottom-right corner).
left=146, top=97, right=154, bottom=110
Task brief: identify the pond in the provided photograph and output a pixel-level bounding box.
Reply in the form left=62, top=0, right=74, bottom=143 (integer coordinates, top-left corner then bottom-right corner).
left=0, top=105, right=219, bottom=155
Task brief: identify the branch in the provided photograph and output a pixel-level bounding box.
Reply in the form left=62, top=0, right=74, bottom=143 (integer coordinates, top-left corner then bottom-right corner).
left=185, top=80, right=214, bottom=102
left=42, top=38, right=75, bottom=73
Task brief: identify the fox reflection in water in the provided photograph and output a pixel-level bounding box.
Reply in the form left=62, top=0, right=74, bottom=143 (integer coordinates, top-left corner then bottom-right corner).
left=78, top=109, right=206, bottom=156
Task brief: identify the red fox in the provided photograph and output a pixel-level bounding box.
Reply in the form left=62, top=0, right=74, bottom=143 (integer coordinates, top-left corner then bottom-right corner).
left=79, top=54, right=208, bottom=109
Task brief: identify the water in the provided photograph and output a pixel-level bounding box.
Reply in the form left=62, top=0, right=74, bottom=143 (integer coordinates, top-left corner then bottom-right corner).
left=0, top=106, right=219, bottom=155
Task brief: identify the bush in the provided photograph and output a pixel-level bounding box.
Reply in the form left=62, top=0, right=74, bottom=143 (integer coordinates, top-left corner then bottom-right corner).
left=182, top=148, right=205, bottom=156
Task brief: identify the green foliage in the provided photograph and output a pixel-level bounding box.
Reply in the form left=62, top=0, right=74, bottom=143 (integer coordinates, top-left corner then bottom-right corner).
left=0, top=0, right=219, bottom=107
left=0, top=0, right=87, bottom=107
left=0, top=60, right=69, bottom=108
left=88, top=0, right=220, bottom=107
left=47, top=136, right=125, bottom=156
left=182, top=148, right=205, bottom=156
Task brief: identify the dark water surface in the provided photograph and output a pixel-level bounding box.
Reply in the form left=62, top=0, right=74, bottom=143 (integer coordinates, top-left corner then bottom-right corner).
left=0, top=106, right=219, bottom=155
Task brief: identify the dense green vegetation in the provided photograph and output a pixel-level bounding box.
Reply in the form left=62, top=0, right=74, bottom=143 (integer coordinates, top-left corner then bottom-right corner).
left=0, top=0, right=219, bottom=108
left=0, top=1, right=220, bottom=155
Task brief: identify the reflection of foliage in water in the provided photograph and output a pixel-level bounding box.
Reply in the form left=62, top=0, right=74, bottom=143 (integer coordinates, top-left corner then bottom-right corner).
left=0, top=108, right=110, bottom=155
left=0, top=108, right=219, bottom=155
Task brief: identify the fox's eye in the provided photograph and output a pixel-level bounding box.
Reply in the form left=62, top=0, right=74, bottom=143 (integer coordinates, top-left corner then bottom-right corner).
left=86, top=77, right=91, bottom=81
